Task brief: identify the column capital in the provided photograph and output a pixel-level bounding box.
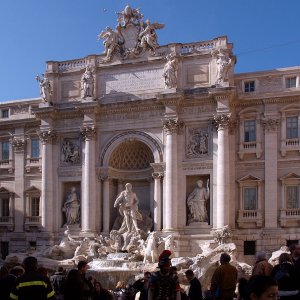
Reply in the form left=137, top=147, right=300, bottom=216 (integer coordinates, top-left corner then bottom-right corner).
left=163, top=118, right=184, bottom=135
left=213, top=113, right=234, bottom=131
left=38, top=129, right=57, bottom=144
left=261, top=118, right=280, bottom=132
left=152, top=172, right=164, bottom=179
left=81, top=126, right=96, bottom=141
left=10, top=138, right=25, bottom=152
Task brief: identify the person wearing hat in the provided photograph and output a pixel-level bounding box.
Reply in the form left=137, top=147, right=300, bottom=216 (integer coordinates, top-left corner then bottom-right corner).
left=148, top=250, right=180, bottom=300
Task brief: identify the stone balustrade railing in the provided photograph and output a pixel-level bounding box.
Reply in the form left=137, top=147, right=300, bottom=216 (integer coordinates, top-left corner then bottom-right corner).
left=243, top=141, right=257, bottom=150
left=181, top=41, right=215, bottom=54
left=0, top=216, right=13, bottom=223
left=58, top=59, right=86, bottom=72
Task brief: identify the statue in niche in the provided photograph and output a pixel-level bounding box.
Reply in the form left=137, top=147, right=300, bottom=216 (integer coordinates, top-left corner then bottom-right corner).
left=187, top=130, right=209, bottom=157
left=97, top=26, right=124, bottom=62
left=138, top=19, right=164, bottom=54
left=187, top=179, right=210, bottom=224
left=80, top=65, right=94, bottom=98
left=61, top=140, right=80, bottom=164
left=213, top=48, right=232, bottom=85
left=36, top=74, right=52, bottom=104
left=62, top=187, right=80, bottom=225
left=116, top=5, right=143, bottom=26
left=114, top=183, right=142, bottom=234
left=163, top=52, right=178, bottom=89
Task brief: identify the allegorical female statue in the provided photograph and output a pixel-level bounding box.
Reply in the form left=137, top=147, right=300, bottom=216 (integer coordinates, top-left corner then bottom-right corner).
left=62, top=187, right=80, bottom=225
left=187, top=179, right=210, bottom=224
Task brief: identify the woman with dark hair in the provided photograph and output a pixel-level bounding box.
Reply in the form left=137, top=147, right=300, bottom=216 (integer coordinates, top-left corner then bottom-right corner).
left=93, top=281, right=113, bottom=300
left=246, top=275, right=278, bottom=300
left=61, top=268, right=84, bottom=300
left=270, top=253, right=300, bottom=300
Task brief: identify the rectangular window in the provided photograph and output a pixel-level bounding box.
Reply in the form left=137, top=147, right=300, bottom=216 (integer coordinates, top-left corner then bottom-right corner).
left=30, top=197, right=40, bottom=216
left=31, top=138, right=40, bottom=158
left=244, top=120, right=256, bottom=142
left=244, top=241, right=256, bottom=255
left=244, top=187, right=257, bottom=210
left=244, top=81, right=255, bottom=93
left=1, top=141, right=9, bottom=160
left=286, top=116, right=298, bottom=139
left=287, top=186, right=299, bottom=209
left=1, top=109, right=9, bottom=118
left=286, top=77, right=297, bottom=88
left=0, top=198, right=9, bottom=217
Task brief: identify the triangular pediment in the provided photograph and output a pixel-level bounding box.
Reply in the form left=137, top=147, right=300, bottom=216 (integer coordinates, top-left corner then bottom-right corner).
left=0, top=186, right=13, bottom=194
left=280, top=172, right=300, bottom=181
left=237, top=174, right=262, bottom=182
left=24, top=186, right=40, bottom=193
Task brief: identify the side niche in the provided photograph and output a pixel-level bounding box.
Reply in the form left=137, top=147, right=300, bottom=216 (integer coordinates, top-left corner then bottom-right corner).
left=61, top=138, right=81, bottom=166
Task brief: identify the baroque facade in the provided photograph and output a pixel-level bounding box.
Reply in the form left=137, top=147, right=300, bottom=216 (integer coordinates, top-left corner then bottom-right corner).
left=1, top=6, right=300, bottom=263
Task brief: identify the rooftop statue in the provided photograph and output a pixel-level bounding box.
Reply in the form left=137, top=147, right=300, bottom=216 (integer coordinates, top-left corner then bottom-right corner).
left=163, top=52, right=178, bottom=89
left=80, top=65, right=95, bottom=98
left=97, top=26, right=124, bottom=62
left=98, top=5, right=164, bottom=62
left=116, top=5, right=143, bottom=26
left=36, top=74, right=52, bottom=104
left=212, top=48, right=233, bottom=85
left=138, top=19, right=164, bottom=54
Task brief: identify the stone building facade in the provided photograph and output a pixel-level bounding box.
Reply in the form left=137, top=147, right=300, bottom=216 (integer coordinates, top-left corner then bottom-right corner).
left=0, top=7, right=300, bottom=263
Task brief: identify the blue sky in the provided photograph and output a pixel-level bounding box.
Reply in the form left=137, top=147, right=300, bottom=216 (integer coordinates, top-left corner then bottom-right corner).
left=1, top=0, right=300, bottom=102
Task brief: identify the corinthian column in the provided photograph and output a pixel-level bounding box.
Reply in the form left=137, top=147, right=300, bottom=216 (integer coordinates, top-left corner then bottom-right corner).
left=39, top=129, right=56, bottom=231
left=213, top=114, right=231, bottom=228
left=163, top=118, right=183, bottom=231
left=81, top=126, right=97, bottom=235
left=262, top=117, right=279, bottom=228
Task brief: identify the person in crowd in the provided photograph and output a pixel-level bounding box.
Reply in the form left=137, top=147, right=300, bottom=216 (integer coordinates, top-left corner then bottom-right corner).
left=78, top=260, right=94, bottom=300
left=132, top=272, right=151, bottom=300
left=0, top=266, right=24, bottom=300
left=37, top=266, right=49, bottom=277
left=246, top=275, right=278, bottom=300
left=236, top=278, right=248, bottom=300
left=252, top=251, right=273, bottom=276
left=289, top=243, right=300, bottom=273
left=0, top=265, right=9, bottom=279
left=270, top=252, right=300, bottom=300
left=61, top=268, right=84, bottom=300
left=148, top=250, right=180, bottom=300
left=93, top=281, right=113, bottom=300
left=9, top=256, right=55, bottom=300
left=112, top=280, right=132, bottom=300
left=185, top=269, right=203, bottom=300
left=210, top=252, right=238, bottom=300
left=50, top=266, right=66, bottom=300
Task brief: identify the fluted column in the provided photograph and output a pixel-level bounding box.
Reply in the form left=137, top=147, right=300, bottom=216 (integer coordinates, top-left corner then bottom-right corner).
left=81, top=126, right=97, bottom=234
left=39, top=130, right=56, bottom=231
left=152, top=172, right=163, bottom=231
left=163, top=118, right=183, bottom=231
left=214, top=114, right=231, bottom=228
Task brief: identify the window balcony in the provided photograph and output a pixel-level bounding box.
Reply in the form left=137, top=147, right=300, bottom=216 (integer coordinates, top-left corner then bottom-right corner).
left=281, top=138, right=300, bottom=156
left=279, top=208, right=300, bottom=227
left=0, top=159, right=13, bottom=173
left=238, top=141, right=262, bottom=159
left=0, top=216, right=14, bottom=231
left=25, top=157, right=41, bottom=173
left=24, top=216, right=41, bottom=231
left=237, top=209, right=263, bottom=228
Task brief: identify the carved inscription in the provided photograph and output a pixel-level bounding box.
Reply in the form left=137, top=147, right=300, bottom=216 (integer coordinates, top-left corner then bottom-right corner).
left=98, top=68, right=164, bottom=95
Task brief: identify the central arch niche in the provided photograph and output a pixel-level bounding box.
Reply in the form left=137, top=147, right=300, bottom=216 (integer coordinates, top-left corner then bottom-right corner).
left=109, top=140, right=155, bottom=218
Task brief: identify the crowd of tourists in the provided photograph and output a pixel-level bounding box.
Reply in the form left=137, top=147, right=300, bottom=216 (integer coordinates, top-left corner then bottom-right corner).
left=0, top=243, right=300, bottom=300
